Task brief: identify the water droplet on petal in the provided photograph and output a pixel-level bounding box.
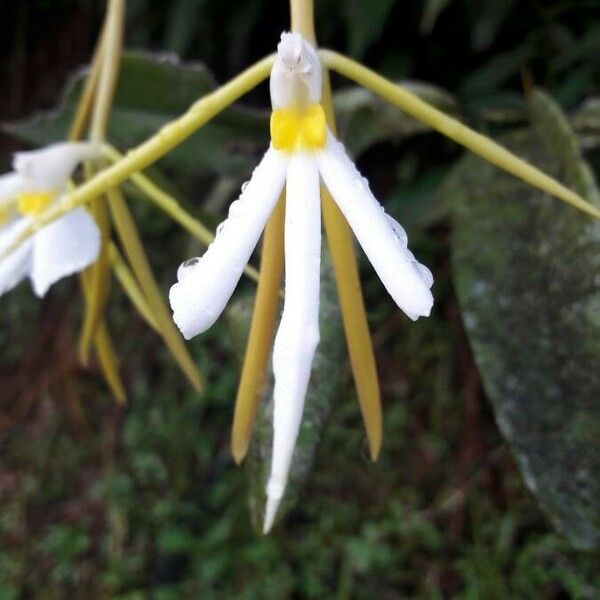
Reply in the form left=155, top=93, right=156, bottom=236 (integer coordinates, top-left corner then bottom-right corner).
left=228, top=199, right=248, bottom=218
left=241, top=180, right=249, bottom=193
left=386, top=214, right=408, bottom=247
left=216, top=221, right=226, bottom=235
left=404, top=248, right=416, bottom=264
left=416, top=263, right=434, bottom=288
left=351, top=176, right=366, bottom=191
left=177, top=257, right=200, bottom=282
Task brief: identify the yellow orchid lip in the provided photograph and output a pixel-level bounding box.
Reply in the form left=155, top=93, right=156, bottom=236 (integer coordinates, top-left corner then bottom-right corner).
left=270, top=103, right=327, bottom=151
left=17, top=190, right=55, bottom=216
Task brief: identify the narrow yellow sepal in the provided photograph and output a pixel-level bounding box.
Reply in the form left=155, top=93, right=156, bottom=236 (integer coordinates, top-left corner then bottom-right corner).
left=270, top=104, right=326, bottom=151
left=320, top=72, right=383, bottom=461
left=78, top=194, right=111, bottom=366
left=320, top=49, right=600, bottom=221
left=95, top=321, right=127, bottom=404
left=80, top=271, right=127, bottom=404
left=231, top=195, right=285, bottom=464
left=109, top=243, right=159, bottom=333
left=107, top=187, right=204, bottom=393
left=321, top=188, right=382, bottom=461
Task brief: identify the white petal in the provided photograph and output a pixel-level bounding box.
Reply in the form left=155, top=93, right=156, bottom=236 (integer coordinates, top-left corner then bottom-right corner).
left=169, top=148, right=288, bottom=340
left=264, top=154, right=321, bottom=533
left=0, top=218, right=33, bottom=297
left=270, top=32, right=322, bottom=109
left=13, top=142, right=101, bottom=191
left=317, top=132, right=434, bottom=320
left=30, top=207, right=101, bottom=297
left=0, top=172, right=28, bottom=202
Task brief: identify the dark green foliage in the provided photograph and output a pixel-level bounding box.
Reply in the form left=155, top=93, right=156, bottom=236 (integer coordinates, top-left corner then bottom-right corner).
left=450, top=90, right=600, bottom=549
left=7, top=52, right=269, bottom=178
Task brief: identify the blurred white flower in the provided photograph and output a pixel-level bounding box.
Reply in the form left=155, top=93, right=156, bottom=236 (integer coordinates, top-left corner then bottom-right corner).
left=0, top=142, right=101, bottom=297
left=169, top=32, right=433, bottom=532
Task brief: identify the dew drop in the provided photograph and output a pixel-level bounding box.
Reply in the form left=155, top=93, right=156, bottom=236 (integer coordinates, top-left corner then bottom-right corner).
left=352, top=176, right=369, bottom=191
left=405, top=249, right=416, bottom=263
left=216, top=221, right=226, bottom=235
left=241, top=180, right=249, bottom=193
left=229, top=199, right=248, bottom=218
left=416, top=263, right=434, bottom=288
left=386, top=214, right=408, bottom=247
left=177, top=256, right=200, bottom=282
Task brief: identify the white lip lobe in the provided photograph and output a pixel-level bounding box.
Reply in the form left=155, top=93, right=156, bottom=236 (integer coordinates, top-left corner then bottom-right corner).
left=264, top=153, right=321, bottom=533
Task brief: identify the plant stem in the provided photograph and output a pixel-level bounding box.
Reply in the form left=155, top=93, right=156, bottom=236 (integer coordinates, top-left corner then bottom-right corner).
left=70, top=0, right=126, bottom=400
left=290, top=0, right=316, bottom=42
left=79, top=0, right=126, bottom=366
left=68, top=24, right=106, bottom=142
left=321, top=49, right=600, bottom=220
left=90, top=0, right=125, bottom=141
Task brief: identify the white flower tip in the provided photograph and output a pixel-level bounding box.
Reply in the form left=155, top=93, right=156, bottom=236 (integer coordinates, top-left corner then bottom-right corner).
left=405, top=290, right=434, bottom=322
left=263, top=479, right=285, bottom=534
left=168, top=257, right=220, bottom=340
left=277, top=32, right=305, bottom=69
left=402, top=257, right=434, bottom=320
left=270, top=32, right=322, bottom=108
left=13, top=142, right=102, bottom=189
left=169, top=285, right=205, bottom=340
left=262, top=499, right=279, bottom=535
left=400, top=264, right=434, bottom=321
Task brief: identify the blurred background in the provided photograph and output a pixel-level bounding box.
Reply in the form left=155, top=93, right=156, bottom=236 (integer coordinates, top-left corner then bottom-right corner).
left=0, top=1, right=599, bottom=598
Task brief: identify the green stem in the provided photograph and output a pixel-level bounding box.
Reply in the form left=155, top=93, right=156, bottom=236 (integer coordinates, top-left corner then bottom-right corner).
left=79, top=0, right=126, bottom=365
left=90, top=0, right=124, bottom=141
left=320, top=49, right=600, bottom=220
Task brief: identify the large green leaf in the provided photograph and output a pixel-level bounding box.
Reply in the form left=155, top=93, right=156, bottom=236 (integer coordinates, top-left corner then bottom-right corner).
left=450, top=89, right=600, bottom=549
left=226, top=253, right=346, bottom=531
left=5, top=51, right=269, bottom=177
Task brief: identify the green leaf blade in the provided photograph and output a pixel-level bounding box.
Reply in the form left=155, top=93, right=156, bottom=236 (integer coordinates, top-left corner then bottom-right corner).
left=450, top=90, right=600, bottom=549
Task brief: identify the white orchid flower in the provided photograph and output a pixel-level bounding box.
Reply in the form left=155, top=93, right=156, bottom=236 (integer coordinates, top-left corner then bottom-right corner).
left=0, top=142, right=102, bottom=298
left=169, top=32, right=434, bottom=532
